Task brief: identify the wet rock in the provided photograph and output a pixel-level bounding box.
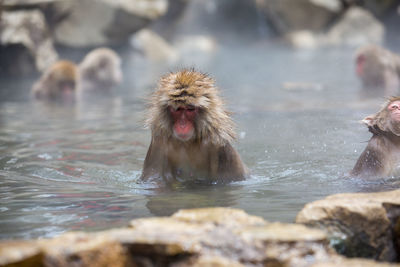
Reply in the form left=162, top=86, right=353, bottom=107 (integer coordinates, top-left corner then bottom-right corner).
left=39, top=232, right=130, bottom=266
left=360, top=0, right=398, bottom=17
left=172, top=255, right=246, bottom=267
left=0, top=240, right=43, bottom=266
left=48, top=0, right=168, bottom=47
left=172, top=207, right=265, bottom=226
left=286, top=7, right=384, bottom=48
left=296, top=189, right=400, bottom=261
left=0, top=10, right=58, bottom=75
left=0, top=207, right=395, bottom=267
left=286, top=30, right=320, bottom=49
left=311, top=257, right=400, bottom=267
left=106, top=208, right=333, bottom=266
left=323, top=6, right=384, bottom=47
left=130, top=28, right=179, bottom=62
left=255, top=0, right=343, bottom=34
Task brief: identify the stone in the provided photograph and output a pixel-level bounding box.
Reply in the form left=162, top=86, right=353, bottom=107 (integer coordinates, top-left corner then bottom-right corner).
left=39, top=232, right=129, bottom=267
left=311, top=256, right=400, bottom=267
left=172, top=207, right=265, bottom=227
left=0, top=240, right=43, bottom=266
left=130, top=29, right=179, bottom=62
left=296, top=189, right=400, bottom=261
left=323, top=6, right=384, bottom=47
left=285, top=30, right=319, bottom=49
left=48, top=0, right=168, bottom=47
left=0, top=207, right=396, bottom=266
left=0, top=10, right=58, bottom=75
left=255, top=0, right=343, bottom=34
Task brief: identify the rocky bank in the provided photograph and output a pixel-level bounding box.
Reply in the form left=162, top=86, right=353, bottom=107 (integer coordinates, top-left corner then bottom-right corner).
left=2, top=191, right=400, bottom=267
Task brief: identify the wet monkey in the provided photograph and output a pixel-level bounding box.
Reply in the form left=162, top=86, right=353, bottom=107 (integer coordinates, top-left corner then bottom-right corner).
left=351, top=97, right=400, bottom=178
left=78, top=47, right=122, bottom=92
left=140, top=69, right=248, bottom=184
left=355, top=45, right=400, bottom=97
left=31, top=60, right=78, bottom=102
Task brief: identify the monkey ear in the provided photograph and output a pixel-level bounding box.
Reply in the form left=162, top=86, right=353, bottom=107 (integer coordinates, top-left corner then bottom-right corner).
left=361, top=115, right=375, bottom=127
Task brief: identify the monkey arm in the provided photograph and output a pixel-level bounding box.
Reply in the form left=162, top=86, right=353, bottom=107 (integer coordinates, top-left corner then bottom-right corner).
left=214, top=143, right=248, bottom=183
left=350, top=137, right=388, bottom=178
left=140, top=138, right=167, bottom=181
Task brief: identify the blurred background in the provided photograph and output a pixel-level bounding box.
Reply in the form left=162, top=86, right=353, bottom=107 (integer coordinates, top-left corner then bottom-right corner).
left=1, top=0, right=400, bottom=240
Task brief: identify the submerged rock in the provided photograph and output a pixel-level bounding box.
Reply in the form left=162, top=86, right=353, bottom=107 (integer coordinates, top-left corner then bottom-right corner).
left=296, top=189, right=400, bottom=262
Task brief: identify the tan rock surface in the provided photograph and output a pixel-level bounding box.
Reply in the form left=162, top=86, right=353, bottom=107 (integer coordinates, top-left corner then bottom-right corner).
left=0, top=207, right=397, bottom=267
left=296, top=189, right=400, bottom=261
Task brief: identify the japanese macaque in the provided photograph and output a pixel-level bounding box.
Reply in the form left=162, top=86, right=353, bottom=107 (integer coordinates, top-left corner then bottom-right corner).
left=31, top=60, right=78, bottom=102
left=140, top=69, right=248, bottom=184
left=355, top=45, right=400, bottom=97
left=351, top=96, right=400, bottom=178
left=78, top=47, right=122, bottom=92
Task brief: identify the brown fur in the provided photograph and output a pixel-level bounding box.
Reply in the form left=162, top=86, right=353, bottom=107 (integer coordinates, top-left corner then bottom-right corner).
left=351, top=97, right=400, bottom=178
left=141, top=69, right=247, bottom=184
left=78, top=47, right=122, bottom=92
left=32, top=60, right=78, bottom=101
left=355, top=45, right=400, bottom=97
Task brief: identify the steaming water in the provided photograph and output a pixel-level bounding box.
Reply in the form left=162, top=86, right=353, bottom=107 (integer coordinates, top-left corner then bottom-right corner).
left=1, top=43, right=399, bottom=240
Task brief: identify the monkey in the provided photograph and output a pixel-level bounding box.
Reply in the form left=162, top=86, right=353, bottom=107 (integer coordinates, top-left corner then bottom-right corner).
left=31, top=60, right=78, bottom=102
left=78, top=47, right=122, bottom=93
left=351, top=96, right=400, bottom=178
left=140, top=69, right=248, bottom=184
left=355, top=45, right=400, bottom=97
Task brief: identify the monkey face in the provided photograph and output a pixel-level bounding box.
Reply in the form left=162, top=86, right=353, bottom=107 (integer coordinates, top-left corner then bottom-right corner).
left=388, top=100, right=400, bottom=135
left=169, top=105, right=198, bottom=141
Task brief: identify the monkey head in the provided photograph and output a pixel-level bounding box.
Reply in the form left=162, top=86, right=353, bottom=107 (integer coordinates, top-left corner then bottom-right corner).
left=32, top=60, right=78, bottom=102
left=79, top=48, right=122, bottom=89
left=147, top=69, right=236, bottom=145
left=362, top=96, right=400, bottom=136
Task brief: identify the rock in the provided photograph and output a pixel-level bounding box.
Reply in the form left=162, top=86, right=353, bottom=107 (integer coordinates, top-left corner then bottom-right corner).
left=323, top=6, right=384, bottom=47
left=311, top=257, right=400, bottom=267
left=0, top=240, right=43, bottom=266
left=296, top=189, right=400, bottom=261
left=360, top=0, right=398, bottom=17
left=285, top=30, right=320, bottom=49
left=0, top=10, right=58, bottom=75
left=39, top=231, right=130, bottom=266
left=130, top=29, right=179, bottom=62
left=174, top=35, right=217, bottom=53
left=255, top=0, right=343, bottom=34
left=48, top=0, right=168, bottom=47
left=0, top=207, right=396, bottom=266
left=172, top=207, right=265, bottom=227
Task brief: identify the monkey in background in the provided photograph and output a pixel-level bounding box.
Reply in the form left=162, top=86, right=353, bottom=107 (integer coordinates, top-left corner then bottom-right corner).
left=31, top=60, right=78, bottom=102
left=355, top=45, right=400, bottom=97
left=140, top=69, right=248, bottom=185
left=78, top=47, right=122, bottom=93
left=351, top=96, right=400, bottom=178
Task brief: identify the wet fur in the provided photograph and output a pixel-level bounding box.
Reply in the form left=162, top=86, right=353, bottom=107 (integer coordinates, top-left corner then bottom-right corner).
left=31, top=60, right=78, bottom=100
left=141, top=69, right=247, bottom=184
left=355, top=45, right=400, bottom=97
left=351, top=97, right=400, bottom=178
left=78, top=47, right=122, bottom=92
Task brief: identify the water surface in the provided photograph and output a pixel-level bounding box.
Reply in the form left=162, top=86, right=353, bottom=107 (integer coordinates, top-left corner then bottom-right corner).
left=1, top=43, right=397, bottom=239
